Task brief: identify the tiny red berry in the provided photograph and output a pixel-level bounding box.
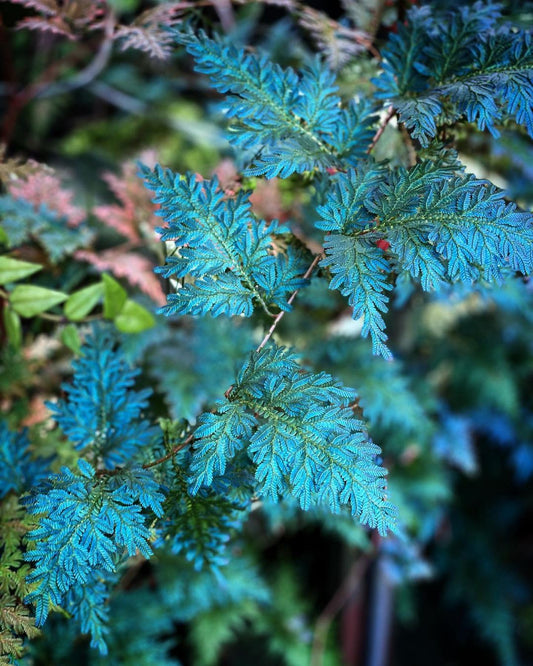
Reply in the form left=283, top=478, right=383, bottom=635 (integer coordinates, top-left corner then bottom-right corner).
left=376, top=239, right=391, bottom=252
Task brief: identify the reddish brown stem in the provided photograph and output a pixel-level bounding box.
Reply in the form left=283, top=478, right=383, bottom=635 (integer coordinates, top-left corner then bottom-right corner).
left=142, top=433, right=195, bottom=470
left=367, top=106, right=395, bottom=154
left=310, top=552, right=372, bottom=666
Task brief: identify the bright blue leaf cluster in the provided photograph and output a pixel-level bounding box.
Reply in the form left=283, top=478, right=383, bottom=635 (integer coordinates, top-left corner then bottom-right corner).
left=173, top=28, right=377, bottom=177
left=317, top=160, right=533, bottom=357
left=309, top=337, right=429, bottom=435
left=191, top=344, right=396, bottom=536
left=375, top=3, right=533, bottom=145
left=23, top=460, right=164, bottom=652
left=0, top=421, right=50, bottom=499
left=142, top=165, right=310, bottom=318
left=47, top=327, right=155, bottom=467
left=20, top=330, right=165, bottom=653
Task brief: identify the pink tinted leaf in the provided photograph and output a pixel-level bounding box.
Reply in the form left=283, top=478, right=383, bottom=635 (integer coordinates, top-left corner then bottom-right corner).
left=93, top=155, right=159, bottom=240
left=75, top=249, right=166, bottom=306
left=16, top=16, right=75, bottom=38
left=115, top=3, right=187, bottom=59
left=8, top=173, right=86, bottom=226
left=7, top=0, right=58, bottom=16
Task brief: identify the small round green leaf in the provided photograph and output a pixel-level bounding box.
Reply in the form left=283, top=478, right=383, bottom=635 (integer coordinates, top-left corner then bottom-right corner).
left=61, top=324, right=82, bottom=355
left=0, top=256, right=43, bottom=285
left=103, top=273, right=127, bottom=319
left=114, top=299, right=155, bottom=333
left=3, top=306, right=22, bottom=348
left=9, top=285, right=68, bottom=318
left=64, top=282, right=104, bottom=321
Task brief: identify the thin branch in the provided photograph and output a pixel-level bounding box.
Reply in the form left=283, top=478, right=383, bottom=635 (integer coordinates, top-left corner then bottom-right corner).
left=36, top=13, right=116, bottom=99
left=137, top=254, right=322, bottom=471
left=367, top=106, right=395, bottom=154
left=310, top=551, right=372, bottom=666
left=256, top=253, right=322, bottom=352
left=142, top=433, right=195, bottom=470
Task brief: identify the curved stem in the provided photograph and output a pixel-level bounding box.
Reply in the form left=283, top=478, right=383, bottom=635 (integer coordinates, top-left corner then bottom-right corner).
left=310, top=551, right=372, bottom=666
left=367, top=106, right=395, bottom=154
left=256, top=253, right=322, bottom=352
left=36, top=13, right=116, bottom=99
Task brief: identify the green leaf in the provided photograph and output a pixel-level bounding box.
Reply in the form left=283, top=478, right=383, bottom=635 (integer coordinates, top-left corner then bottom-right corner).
left=107, top=0, right=141, bottom=11
left=0, top=256, right=42, bottom=285
left=64, top=282, right=104, bottom=321
left=114, top=299, right=155, bottom=333
left=61, top=324, right=82, bottom=355
left=103, top=274, right=127, bottom=319
left=3, top=306, right=22, bottom=348
left=0, top=227, right=8, bottom=244
left=9, top=285, right=68, bottom=317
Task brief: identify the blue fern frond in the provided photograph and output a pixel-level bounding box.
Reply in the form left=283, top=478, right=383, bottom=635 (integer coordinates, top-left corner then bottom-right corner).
left=172, top=28, right=377, bottom=177
left=308, top=337, right=429, bottom=435
left=374, top=170, right=533, bottom=283
left=189, top=401, right=256, bottom=491
left=375, top=3, right=533, bottom=145
left=65, top=572, right=111, bottom=654
left=317, top=160, right=533, bottom=357
left=23, top=460, right=164, bottom=649
left=323, top=233, right=392, bottom=359
left=141, top=164, right=310, bottom=317
left=0, top=421, right=50, bottom=499
left=47, top=326, right=155, bottom=468
left=191, top=344, right=396, bottom=535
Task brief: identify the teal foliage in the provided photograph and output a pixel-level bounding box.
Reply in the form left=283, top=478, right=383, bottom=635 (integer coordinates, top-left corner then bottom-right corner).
left=317, top=160, right=533, bottom=356
left=307, top=337, right=430, bottom=436
left=158, top=449, right=249, bottom=571
left=174, top=28, right=377, bottom=177
left=142, top=165, right=310, bottom=317
left=47, top=327, right=155, bottom=467
left=191, top=344, right=396, bottom=535
left=23, top=460, right=164, bottom=650
left=156, top=552, right=270, bottom=624
left=0, top=195, right=92, bottom=261
left=91, top=589, right=181, bottom=666
left=4, top=3, right=533, bottom=664
left=125, top=316, right=255, bottom=422
left=0, top=422, right=50, bottom=499
left=375, top=3, right=533, bottom=145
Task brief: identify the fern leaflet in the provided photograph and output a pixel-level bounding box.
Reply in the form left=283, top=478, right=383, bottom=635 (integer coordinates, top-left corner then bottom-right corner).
left=173, top=28, right=377, bottom=177
left=142, top=165, right=310, bottom=317
left=190, top=345, right=396, bottom=535
left=375, top=3, right=533, bottom=144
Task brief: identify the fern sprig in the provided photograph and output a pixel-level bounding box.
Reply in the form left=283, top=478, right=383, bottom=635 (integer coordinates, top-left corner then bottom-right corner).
left=173, top=28, right=377, bottom=178
left=142, top=164, right=310, bottom=318
left=190, top=345, right=396, bottom=535
left=318, top=160, right=533, bottom=357
left=46, top=327, right=155, bottom=468
left=376, top=3, right=533, bottom=144
left=23, top=460, right=164, bottom=652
